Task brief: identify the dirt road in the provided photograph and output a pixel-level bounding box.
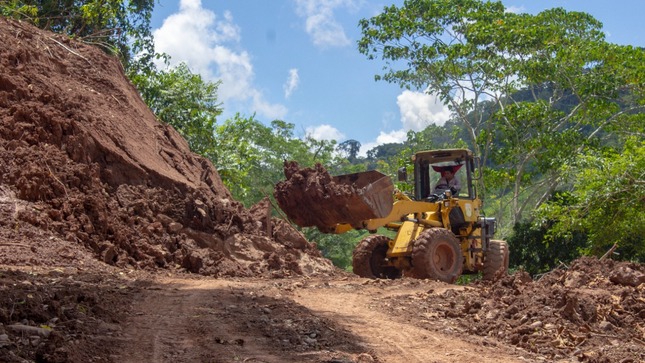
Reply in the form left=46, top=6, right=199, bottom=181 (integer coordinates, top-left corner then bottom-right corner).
left=114, top=276, right=529, bottom=363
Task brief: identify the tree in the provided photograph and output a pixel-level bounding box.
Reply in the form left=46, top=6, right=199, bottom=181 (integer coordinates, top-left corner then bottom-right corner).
left=304, top=229, right=369, bottom=270
left=358, top=0, right=514, bottom=177
left=358, top=0, right=645, bottom=230
left=537, top=138, right=645, bottom=261
left=366, top=143, right=407, bottom=161
left=133, top=63, right=222, bottom=157
left=506, top=217, right=588, bottom=276
left=337, top=139, right=361, bottom=162
left=1, top=0, right=156, bottom=73
left=212, top=115, right=338, bottom=207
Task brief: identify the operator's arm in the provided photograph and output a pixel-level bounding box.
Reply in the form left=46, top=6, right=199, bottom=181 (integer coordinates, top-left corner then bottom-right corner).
left=449, top=177, right=461, bottom=194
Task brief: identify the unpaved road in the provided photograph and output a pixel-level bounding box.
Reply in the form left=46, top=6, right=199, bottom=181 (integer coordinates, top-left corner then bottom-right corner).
left=115, top=276, right=530, bottom=363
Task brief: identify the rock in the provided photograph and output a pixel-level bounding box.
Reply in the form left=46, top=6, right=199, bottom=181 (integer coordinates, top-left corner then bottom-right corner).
left=356, top=353, right=375, bottom=363
left=609, top=266, right=645, bottom=287
left=168, top=222, right=183, bottom=234
left=529, top=321, right=543, bottom=329
left=599, top=321, right=613, bottom=331
left=564, top=271, right=588, bottom=288
left=6, top=324, right=51, bottom=338
left=273, top=219, right=309, bottom=250
left=302, top=337, right=317, bottom=345
left=100, top=243, right=117, bottom=264
left=156, top=214, right=173, bottom=227
left=146, top=221, right=164, bottom=236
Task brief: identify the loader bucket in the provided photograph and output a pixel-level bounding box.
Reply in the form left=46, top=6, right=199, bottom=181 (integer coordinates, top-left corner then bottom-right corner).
left=274, top=162, right=394, bottom=232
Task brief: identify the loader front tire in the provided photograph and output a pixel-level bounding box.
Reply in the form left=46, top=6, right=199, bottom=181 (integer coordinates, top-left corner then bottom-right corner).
left=483, top=240, right=509, bottom=281
left=352, top=235, right=400, bottom=279
left=411, top=228, right=463, bottom=283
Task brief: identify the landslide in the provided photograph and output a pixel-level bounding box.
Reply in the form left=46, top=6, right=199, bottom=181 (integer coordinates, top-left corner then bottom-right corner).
left=0, top=16, right=335, bottom=277
left=1, top=16, right=644, bottom=363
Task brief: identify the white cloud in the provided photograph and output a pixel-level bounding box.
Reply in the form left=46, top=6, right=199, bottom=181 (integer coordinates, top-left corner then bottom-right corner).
left=358, top=142, right=377, bottom=157
left=375, top=129, right=408, bottom=144
left=505, top=5, right=525, bottom=14
left=397, top=90, right=452, bottom=129
left=354, top=91, right=452, bottom=158
left=358, top=130, right=408, bottom=157
left=251, top=91, right=289, bottom=120
left=294, top=0, right=360, bottom=48
left=305, top=124, right=345, bottom=141
left=284, top=69, right=300, bottom=99
left=152, top=0, right=287, bottom=119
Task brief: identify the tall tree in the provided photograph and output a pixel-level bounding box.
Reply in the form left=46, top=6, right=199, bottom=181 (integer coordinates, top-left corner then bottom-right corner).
left=358, top=0, right=645, bottom=229
left=337, top=139, right=361, bottom=162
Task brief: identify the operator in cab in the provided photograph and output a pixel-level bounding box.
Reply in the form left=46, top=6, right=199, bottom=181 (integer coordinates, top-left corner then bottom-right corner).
left=433, top=166, right=461, bottom=195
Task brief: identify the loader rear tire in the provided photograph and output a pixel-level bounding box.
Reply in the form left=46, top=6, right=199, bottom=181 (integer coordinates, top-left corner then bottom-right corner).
left=411, top=228, right=463, bottom=283
left=352, top=235, right=400, bottom=279
left=483, top=240, right=509, bottom=281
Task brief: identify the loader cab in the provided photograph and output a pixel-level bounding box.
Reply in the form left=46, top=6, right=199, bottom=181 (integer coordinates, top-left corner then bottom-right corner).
left=412, top=149, right=476, bottom=200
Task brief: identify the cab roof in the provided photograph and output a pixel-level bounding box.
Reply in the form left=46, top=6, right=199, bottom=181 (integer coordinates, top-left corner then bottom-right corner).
left=412, top=148, right=473, bottom=165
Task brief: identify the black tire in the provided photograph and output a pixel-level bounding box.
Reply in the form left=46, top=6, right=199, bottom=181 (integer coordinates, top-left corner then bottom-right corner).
left=352, top=235, right=401, bottom=279
left=411, top=228, right=463, bottom=283
left=483, top=240, right=509, bottom=281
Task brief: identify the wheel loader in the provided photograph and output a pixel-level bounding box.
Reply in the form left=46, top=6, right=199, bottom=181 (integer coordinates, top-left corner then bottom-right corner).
left=274, top=149, right=509, bottom=283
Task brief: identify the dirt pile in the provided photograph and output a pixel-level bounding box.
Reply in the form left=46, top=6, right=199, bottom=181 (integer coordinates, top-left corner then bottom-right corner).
left=382, top=257, right=645, bottom=362
left=274, top=161, right=393, bottom=232
left=0, top=17, right=335, bottom=278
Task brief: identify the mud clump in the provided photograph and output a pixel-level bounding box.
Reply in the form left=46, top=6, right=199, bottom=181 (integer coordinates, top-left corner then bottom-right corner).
left=274, top=161, right=393, bottom=232
left=0, top=17, right=336, bottom=278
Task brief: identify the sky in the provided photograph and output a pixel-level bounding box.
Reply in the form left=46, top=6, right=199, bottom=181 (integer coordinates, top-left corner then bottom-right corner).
left=150, top=0, right=645, bottom=156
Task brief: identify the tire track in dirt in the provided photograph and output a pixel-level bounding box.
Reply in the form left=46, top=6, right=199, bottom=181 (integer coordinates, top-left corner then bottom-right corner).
left=116, top=277, right=532, bottom=363
left=116, top=278, right=367, bottom=363
left=290, top=280, right=528, bottom=363
left=119, top=281, right=206, bottom=362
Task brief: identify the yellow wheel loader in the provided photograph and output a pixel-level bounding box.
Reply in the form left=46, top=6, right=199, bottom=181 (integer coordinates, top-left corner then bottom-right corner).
left=274, top=149, right=509, bottom=283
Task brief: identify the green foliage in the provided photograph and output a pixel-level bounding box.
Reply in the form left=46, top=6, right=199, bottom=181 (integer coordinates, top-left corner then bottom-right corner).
left=211, top=115, right=338, bottom=207
left=537, top=138, right=645, bottom=261
left=507, top=218, right=588, bottom=276
left=0, top=0, right=156, bottom=72
left=337, top=139, right=361, bottom=162
left=359, top=0, right=645, bottom=230
left=133, top=63, right=222, bottom=156
left=304, top=229, right=369, bottom=270
left=1, top=1, right=37, bottom=18
left=358, top=0, right=517, bottom=169
left=366, top=143, right=406, bottom=160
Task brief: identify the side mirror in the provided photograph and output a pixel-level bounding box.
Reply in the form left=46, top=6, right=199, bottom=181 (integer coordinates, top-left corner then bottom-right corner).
left=397, top=167, right=407, bottom=182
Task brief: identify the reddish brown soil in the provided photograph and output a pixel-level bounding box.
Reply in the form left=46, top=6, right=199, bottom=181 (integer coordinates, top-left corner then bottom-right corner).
left=0, top=17, right=332, bottom=278
left=274, top=161, right=357, bottom=231
left=0, top=17, right=643, bottom=363
left=274, top=162, right=393, bottom=232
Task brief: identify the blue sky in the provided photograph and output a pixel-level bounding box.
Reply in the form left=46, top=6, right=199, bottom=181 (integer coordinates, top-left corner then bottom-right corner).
left=150, top=0, right=645, bottom=155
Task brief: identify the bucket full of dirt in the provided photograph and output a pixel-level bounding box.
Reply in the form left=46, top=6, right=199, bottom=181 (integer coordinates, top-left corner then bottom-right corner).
left=274, top=161, right=394, bottom=232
